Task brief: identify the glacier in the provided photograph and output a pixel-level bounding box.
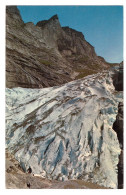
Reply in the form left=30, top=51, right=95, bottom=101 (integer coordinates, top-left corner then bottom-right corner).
left=6, top=69, right=123, bottom=188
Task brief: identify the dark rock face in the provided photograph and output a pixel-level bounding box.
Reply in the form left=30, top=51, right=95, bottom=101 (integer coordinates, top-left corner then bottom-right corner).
left=58, top=26, right=96, bottom=58
left=113, top=62, right=123, bottom=91
left=36, top=14, right=59, bottom=27
left=112, top=60, right=123, bottom=189
left=113, top=102, right=123, bottom=189
left=113, top=102, right=123, bottom=146
left=6, top=6, right=21, bottom=15
left=6, top=6, right=113, bottom=89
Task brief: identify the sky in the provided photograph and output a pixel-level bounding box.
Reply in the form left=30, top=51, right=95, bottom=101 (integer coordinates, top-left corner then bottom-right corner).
left=17, top=6, right=123, bottom=63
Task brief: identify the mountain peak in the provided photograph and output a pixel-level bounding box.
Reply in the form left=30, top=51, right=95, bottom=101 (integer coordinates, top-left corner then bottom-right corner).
left=36, top=14, right=59, bottom=27
left=6, top=7, right=111, bottom=89
left=50, top=14, right=59, bottom=20
left=6, top=6, right=23, bottom=26
left=6, top=6, right=20, bottom=15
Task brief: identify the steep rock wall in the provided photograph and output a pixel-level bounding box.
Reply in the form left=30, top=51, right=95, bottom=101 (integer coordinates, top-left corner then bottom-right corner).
left=6, top=6, right=112, bottom=89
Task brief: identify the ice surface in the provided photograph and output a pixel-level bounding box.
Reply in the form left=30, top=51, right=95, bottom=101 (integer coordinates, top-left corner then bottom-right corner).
left=6, top=70, right=122, bottom=188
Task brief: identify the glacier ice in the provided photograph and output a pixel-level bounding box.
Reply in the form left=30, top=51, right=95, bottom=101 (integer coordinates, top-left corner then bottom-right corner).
left=6, top=70, right=122, bottom=188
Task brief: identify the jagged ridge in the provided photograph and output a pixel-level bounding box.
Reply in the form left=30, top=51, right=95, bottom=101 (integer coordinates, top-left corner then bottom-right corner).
left=6, top=6, right=114, bottom=89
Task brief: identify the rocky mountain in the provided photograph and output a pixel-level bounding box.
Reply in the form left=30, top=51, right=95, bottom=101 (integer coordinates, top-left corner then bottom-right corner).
left=6, top=67, right=123, bottom=189
left=6, top=6, right=114, bottom=89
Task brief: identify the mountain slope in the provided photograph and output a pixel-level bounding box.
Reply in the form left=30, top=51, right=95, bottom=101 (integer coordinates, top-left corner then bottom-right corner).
left=6, top=68, right=123, bottom=188
left=6, top=6, right=113, bottom=89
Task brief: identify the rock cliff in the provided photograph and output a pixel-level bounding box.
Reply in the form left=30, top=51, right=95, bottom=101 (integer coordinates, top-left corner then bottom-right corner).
left=6, top=6, right=113, bottom=88
left=112, top=62, right=123, bottom=188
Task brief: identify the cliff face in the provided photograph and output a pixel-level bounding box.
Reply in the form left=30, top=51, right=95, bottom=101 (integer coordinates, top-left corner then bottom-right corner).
left=113, top=102, right=123, bottom=189
left=113, top=62, right=123, bottom=91
left=58, top=27, right=97, bottom=58
left=6, top=7, right=69, bottom=88
left=112, top=62, right=123, bottom=189
left=6, top=6, right=111, bottom=89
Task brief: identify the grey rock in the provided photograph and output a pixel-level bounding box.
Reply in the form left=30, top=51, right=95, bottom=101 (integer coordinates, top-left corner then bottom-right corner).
left=6, top=6, right=115, bottom=89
